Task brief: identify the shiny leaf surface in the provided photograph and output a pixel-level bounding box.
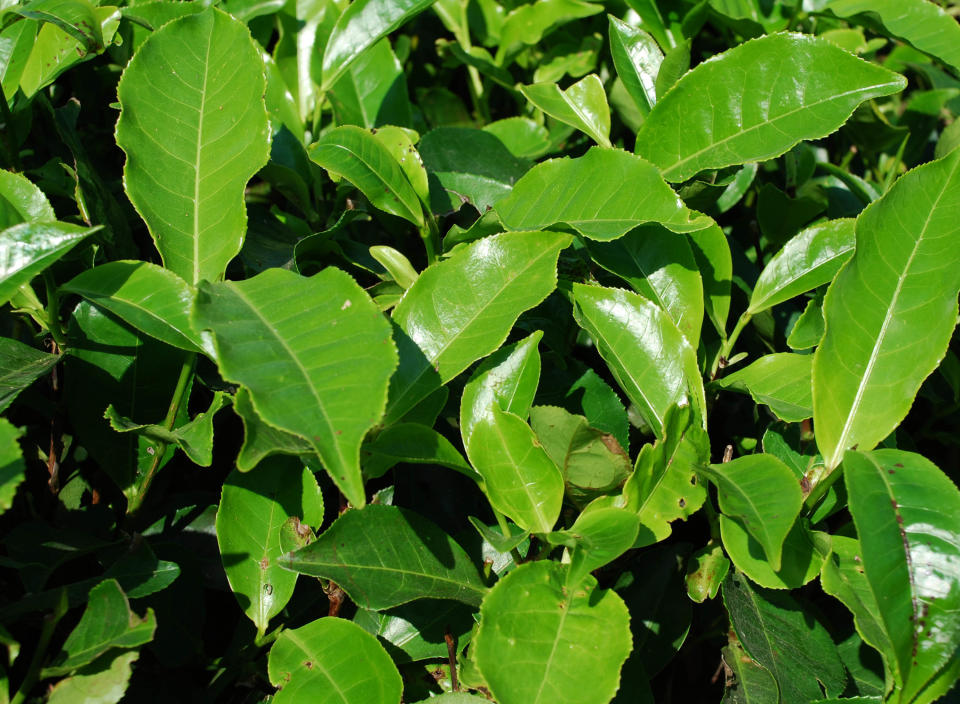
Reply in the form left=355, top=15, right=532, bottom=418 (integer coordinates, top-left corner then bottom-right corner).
left=520, top=75, right=611, bottom=148
left=0, top=221, right=97, bottom=306
left=714, top=354, right=813, bottom=422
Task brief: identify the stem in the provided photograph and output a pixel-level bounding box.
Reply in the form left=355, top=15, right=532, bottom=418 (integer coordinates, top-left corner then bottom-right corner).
left=709, top=311, right=751, bottom=379
left=492, top=508, right=524, bottom=565
left=126, top=353, right=197, bottom=516
left=804, top=463, right=843, bottom=515
left=43, top=271, right=68, bottom=350
left=419, top=211, right=441, bottom=264
left=10, top=593, right=67, bottom=704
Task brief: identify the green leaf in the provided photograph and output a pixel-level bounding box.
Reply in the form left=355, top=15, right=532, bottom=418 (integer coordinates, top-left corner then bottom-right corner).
left=268, top=617, right=402, bottom=704
left=279, top=504, right=488, bottom=609
left=844, top=450, right=960, bottom=702
left=689, top=221, right=732, bottom=338
left=369, top=126, right=429, bottom=205
left=720, top=517, right=831, bottom=590
left=115, top=7, right=270, bottom=285
left=193, top=268, right=398, bottom=508
left=547, top=507, right=639, bottom=587
left=362, top=598, right=476, bottom=663
left=634, top=33, right=906, bottom=182
left=233, top=387, right=313, bottom=471
left=467, top=403, right=565, bottom=534
left=685, top=542, right=730, bottom=603
left=496, top=0, right=603, bottom=62
left=320, top=0, right=436, bottom=91
left=361, top=422, right=477, bottom=480
left=787, top=295, right=825, bottom=350
left=468, top=516, right=529, bottom=554
left=813, top=146, right=960, bottom=470
left=699, top=454, right=802, bottom=571
left=0, top=20, right=35, bottom=105
left=388, top=231, right=569, bottom=421
left=217, top=458, right=323, bottom=634
left=748, top=219, right=856, bottom=315
left=474, top=561, right=631, bottom=704
left=418, top=127, right=530, bottom=214
left=329, top=38, right=412, bottom=129
left=62, top=261, right=208, bottom=354
left=608, top=16, right=662, bottom=116
left=0, top=419, right=24, bottom=513
left=10, top=0, right=103, bottom=51
left=272, top=0, right=338, bottom=127
left=824, top=0, right=960, bottom=75
left=566, top=368, right=630, bottom=451
left=44, top=579, right=155, bottom=676
left=0, top=169, right=55, bottom=227
left=496, top=147, right=712, bottom=240
left=46, top=650, right=138, bottom=704
left=308, top=125, right=424, bottom=227
left=713, top=354, right=813, bottom=423
left=520, top=75, right=611, bottom=148
left=483, top=117, right=551, bottom=160
left=0, top=221, right=97, bottom=306
left=587, top=223, right=704, bottom=345
left=721, top=641, right=779, bottom=704
left=0, top=337, right=58, bottom=414
left=724, top=571, right=847, bottom=703
left=572, top=283, right=705, bottom=438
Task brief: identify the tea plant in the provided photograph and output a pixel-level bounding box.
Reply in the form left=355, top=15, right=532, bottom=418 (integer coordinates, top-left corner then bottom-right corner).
left=1, top=0, right=960, bottom=702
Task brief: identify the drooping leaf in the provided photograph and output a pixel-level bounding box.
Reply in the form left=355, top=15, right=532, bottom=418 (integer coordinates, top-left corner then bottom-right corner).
left=387, top=231, right=569, bottom=421
left=813, top=146, right=960, bottom=470
left=634, top=33, right=906, bottom=182
left=232, top=387, right=313, bottom=471
left=116, top=7, right=270, bottom=285
left=0, top=419, right=24, bottom=513
left=0, top=337, right=58, bottom=414
left=0, top=221, right=97, bottom=306
left=369, top=126, right=430, bottom=206
left=279, top=504, right=488, bottom=609
left=520, top=75, right=611, bottom=147
left=720, top=517, right=831, bottom=590
left=473, top=561, right=632, bottom=704
left=496, top=147, right=712, bottom=240
left=688, top=222, right=732, bottom=338
left=608, top=16, right=662, bottom=116
left=0, top=169, right=55, bottom=227
left=572, top=283, right=705, bottom=437
left=361, top=422, right=477, bottom=480
left=713, top=354, right=813, bottom=422
left=268, top=617, right=402, bottom=704
left=468, top=516, right=529, bottom=554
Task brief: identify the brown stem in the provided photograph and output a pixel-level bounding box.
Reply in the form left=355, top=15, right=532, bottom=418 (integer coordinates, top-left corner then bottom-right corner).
left=444, top=626, right=459, bottom=692
left=324, top=582, right=345, bottom=617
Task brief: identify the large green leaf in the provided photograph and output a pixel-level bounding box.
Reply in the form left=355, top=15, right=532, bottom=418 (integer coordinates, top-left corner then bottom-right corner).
left=361, top=422, right=476, bottom=480
left=116, top=7, right=270, bottom=285
left=272, top=0, right=338, bottom=127
left=713, top=354, right=813, bottom=423
left=634, top=33, right=906, bottom=182
left=192, top=268, right=398, bottom=508
left=62, top=261, right=208, bottom=354
left=496, top=148, right=712, bottom=240
left=279, top=504, right=488, bottom=609
left=10, top=0, right=103, bottom=51
left=0, top=337, right=58, bottom=413
left=308, top=125, right=424, bottom=226
left=0, top=169, right=54, bottom=227
left=473, top=561, right=631, bottom=704
left=520, top=75, right=611, bottom=148
left=824, top=0, right=960, bottom=74
left=724, top=572, right=847, bottom=703
left=268, top=617, right=402, bottom=704
left=572, top=283, right=705, bottom=438
left=748, top=219, right=856, bottom=315
left=0, top=418, right=24, bottom=513
left=813, top=146, right=960, bottom=470
left=720, top=517, right=831, bottom=590
left=320, top=0, right=436, bottom=90
left=608, top=16, right=661, bottom=116
left=844, top=450, right=960, bottom=702
left=387, top=231, right=568, bottom=421
left=0, top=221, right=97, bottom=306
left=216, top=458, right=323, bottom=634
left=721, top=641, right=779, bottom=704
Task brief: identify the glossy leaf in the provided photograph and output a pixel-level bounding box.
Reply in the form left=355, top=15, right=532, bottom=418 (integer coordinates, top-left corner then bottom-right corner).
left=566, top=368, right=630, bottom=451
left=361, top=422, right=477, bottom=480
left=0, top=169, right=54, bottom=227
left=608, top=16, right=661, bottom=116
left=364, top=598, right=476, bottom=663
left=10, top=0, right=103, bottom=51
left=329, top=38, right=412, bottom=129
left=193, top=268, right=398, bottom=508
left=0, top=419, right=24, bottom=513
left=496, top=0, right=602, bottom=61
left=748, top=219, right=855, bottom=315
left=116, top=7, right=270, bottom=285
left=308, top=125, right=424, bottom=226
left=721, top=641, right=779, bottom=704
left=272, top=0, right=337, bottom=127
left=496, top=147, right=712, bottom=240
left=548, top=507, right=639, bottom=587
left=216, top=458, right=323, bottom=634
left=388, top=231, right=568, bottom=421
left=0, top=337, right=58, bottom=413
left=688, top=222, right=732, bottom=338
left=572, top=283, right=705, bottom=437
left=713, top=353, right=813, bottom=422
left=720, top=517, right=831, bottom=590
left=634, top=33, right=906, bottom=182
left=520, top=75, right=611, bottom=148
left=813, top=146, right=960, bottom=470
left=268, top=617, right=402, bottom=704
left=844, top=450, right=960, bottom=701
left=685, top=542, right=730, bottom=603
left=787, top=295, right=825, bottom=350
left=0, top=20, right=35, bottom=104
left=279, top=504, right=488, bottom=609
left=0, top=221, right=97, bottom=306
left=483, top=118, right=551, bottom=160
left=473, top=561, right=631, bottom=704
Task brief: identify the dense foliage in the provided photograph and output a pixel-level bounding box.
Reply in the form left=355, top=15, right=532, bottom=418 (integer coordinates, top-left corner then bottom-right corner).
left=1, top=0, right=960, bottom=702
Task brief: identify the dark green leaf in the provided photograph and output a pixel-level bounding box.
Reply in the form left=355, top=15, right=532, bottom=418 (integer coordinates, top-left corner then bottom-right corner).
left=0, top=419, right=24, bottom=513
left=0, top=337, right=58, bottom=413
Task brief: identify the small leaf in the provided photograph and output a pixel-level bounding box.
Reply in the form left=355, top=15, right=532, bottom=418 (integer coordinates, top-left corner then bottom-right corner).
left=0, top=221, right=97, bottom=306
left=720, top=517, right=831, bottom=590
left=329, top=38, right=412, bottom=129
left=483, top=118, right=551, bottom=160
left=279, top=504, right=488, bottom=609
left=787, top=296, right=825, bottom=350
left=468, top=516, right=529, bottom=554
left=608, top=16, right=662, bottom=116
left=547, top=507, right=639, bottom=587
left=46, top=650, right=139, bottom=704
left=0, top=419, right=25, bottom=513
left=362, top=422, right=477, bottom=480
left=721, top=641, right=778, bottom=704
left=713, top=353, right=813, bottom=423
left=0, top=337, right=58, bottom=414
left=0, top=169, right=55, bottom=227
left=685, top=542, right=730, bottom=603
left=520, top=74, right=611, bottom=147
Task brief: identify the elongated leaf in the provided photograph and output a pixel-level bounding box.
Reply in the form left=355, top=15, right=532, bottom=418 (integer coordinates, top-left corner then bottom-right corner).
left=217, top=459, right=323, bottom=634
left=0, top=221, right=97, bottom=305
left=321, top=0, right=435, bottom=90
left=825, top=0, right=960, bottom=74
left=608, top=16, right=661, bottom=117
left=721, top=641, right=779, bottom=704
left=474, top=561, right=631, bottom=704
left=813, top=147, right=960, bottom=470
left=0, top=20, right=36, bottom=105
left=0, top=169, right=55, bottom=227
left=724, top=572, right=846, bottom=703
left=844, top=450, right=960, bottom=701
left=116, top=7, right=270, bottom=285
left=467, top=404, right=565, bottom=534
left=272, top=0, right=338, bottom=127
left=0, top=337, right=58, bottom=414
left=748, top=219, right=855, bottom=314
left=520, top=75, right=611, bottom=148
left=720, top=517, right=831, bottom=590
left=634, top=33, right=906, bottom=182
left=388, top=231, right=568, bottom=421
left=62, top=261, right=207, bottom=354
left=308, top=125, right=423, bottom=226
left=572, top=283, right=705, bottom=437
left=279, top=504, right=488, bottom=609
left=496, top=148, right=712, bottom=240
left=0, top=419, right=24, bottom=513
left=193, top=268, right=398, bottom=508
left=268, top=617, right=402, bottom=704
left=714, top=353, right=813, bottom=422
left=11, top=0, right=103, bottom=51
left=329, top=37, right=412, bottom=128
